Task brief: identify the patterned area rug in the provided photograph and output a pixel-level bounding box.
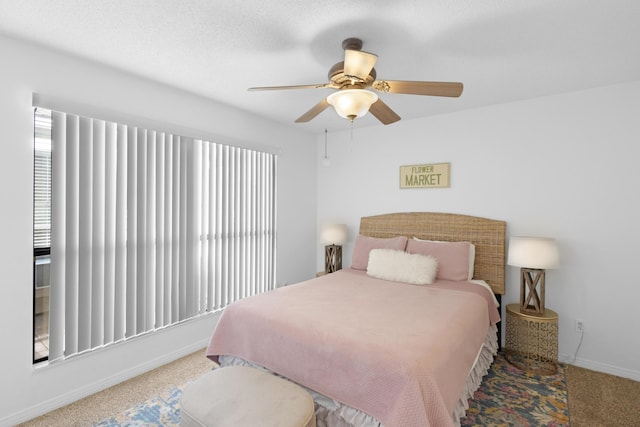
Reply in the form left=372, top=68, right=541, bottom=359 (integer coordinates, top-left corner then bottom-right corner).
left=95, top=353, right=569, bottom=426
left=461, top=353, right=569, bottom=426
left=94, top=387, right=184, bottom=426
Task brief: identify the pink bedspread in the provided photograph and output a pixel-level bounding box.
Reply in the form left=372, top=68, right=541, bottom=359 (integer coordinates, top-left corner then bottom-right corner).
left=206, top=269, right=500, bottom=427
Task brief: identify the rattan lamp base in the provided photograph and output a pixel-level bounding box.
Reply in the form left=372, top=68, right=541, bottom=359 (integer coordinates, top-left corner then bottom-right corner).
left=324, top=244, right=342, bottom=273
left=520, top=267, right=546, bottom=315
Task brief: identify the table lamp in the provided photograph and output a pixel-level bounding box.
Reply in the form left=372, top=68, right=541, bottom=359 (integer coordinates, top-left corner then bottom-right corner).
left=508, top=236, right=559, bottom=315
left=321, top=224, right=348, bottom=273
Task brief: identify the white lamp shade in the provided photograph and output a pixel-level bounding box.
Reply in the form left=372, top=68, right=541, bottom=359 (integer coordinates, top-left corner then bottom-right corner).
left=321, top=223, right=348, bottom=245
left=508, top=236, right=559, bottom=269
left=326, top=89, right=378, bottom=121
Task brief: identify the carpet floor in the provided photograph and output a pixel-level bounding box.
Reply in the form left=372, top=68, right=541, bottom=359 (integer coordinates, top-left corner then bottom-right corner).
left=565, top=363, right=640, bottom=426
left=19, top=350, right=640, bottom=427
left=94, top=353, right=569, bottom=426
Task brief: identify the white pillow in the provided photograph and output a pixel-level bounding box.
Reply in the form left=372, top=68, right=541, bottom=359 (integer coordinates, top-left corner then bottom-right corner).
left=367, top=248, right=438, bottom=285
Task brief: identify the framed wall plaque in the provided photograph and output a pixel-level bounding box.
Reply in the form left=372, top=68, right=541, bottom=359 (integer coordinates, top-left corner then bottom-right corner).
left=400, top=163, right=450, bottom=189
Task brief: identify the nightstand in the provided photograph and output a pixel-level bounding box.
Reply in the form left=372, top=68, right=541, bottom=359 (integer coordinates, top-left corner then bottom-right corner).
left=505, top=303, right=558, bottom=375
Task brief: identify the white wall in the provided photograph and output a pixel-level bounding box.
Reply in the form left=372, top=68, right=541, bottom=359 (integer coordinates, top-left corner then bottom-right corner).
left=0, top=35, right=317, bottom=425
left=317, top=81, right=640, bottom=380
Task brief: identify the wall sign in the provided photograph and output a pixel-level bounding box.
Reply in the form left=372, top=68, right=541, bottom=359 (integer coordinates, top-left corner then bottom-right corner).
left=400, top=162, right=450, bottom=189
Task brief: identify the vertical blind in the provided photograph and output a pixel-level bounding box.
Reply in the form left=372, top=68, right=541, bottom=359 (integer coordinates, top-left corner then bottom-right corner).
left=34, top=109, right=52, bottom=249
left=45, top=108, right=277, bottom=361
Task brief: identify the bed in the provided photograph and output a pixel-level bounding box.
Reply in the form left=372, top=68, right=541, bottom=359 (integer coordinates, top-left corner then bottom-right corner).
left=206, top=212, right=506, bottom=427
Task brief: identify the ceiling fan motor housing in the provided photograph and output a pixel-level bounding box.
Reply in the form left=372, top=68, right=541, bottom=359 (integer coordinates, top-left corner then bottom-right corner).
left=328, top=61, right=377, bottom=89
left=341, top=37, right=364, bottom=51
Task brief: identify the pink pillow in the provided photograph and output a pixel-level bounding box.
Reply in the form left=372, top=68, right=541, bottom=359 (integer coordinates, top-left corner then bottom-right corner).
left=351, top=235, right=408, bottom=270
left=405, top=239, right=473, bottom=281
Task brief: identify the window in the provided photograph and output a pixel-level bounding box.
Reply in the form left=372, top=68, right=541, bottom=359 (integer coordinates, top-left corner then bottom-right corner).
left=33, top=108, right=52, bottom=363
left=33, top=106, right=277, bottom=363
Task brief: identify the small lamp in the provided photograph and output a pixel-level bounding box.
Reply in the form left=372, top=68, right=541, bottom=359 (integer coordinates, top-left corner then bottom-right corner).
left=321, top=224, right=348, bottom=273
left=508, top=236, right=559, bottom=316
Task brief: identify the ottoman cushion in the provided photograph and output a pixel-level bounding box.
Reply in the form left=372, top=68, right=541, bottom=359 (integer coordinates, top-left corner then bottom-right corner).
left=180, top=365, right=316, bottom=427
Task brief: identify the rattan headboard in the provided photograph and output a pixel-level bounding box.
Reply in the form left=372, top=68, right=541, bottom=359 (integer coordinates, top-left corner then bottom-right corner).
left=359, top=212, right=506, bottom=295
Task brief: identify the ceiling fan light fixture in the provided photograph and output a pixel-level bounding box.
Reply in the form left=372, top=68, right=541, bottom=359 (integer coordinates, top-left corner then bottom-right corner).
left=326, top=89, right=378, bottom=122
left=344, top=49, right=378, bottom=81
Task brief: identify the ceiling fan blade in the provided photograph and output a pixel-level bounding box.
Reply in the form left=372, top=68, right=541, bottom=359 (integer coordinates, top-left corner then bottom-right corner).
left=344, top=49, right=378, bottom=81
left=368, top=99, right=401, bottom=125
left=373, top=80, right=463, bottom=97
left=249, top=83, right=332, bottom=91
left=294, top=98, right=331, bottom=123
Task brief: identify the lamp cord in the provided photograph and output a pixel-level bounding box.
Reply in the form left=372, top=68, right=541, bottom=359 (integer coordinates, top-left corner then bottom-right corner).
left=570, top=329, right=584, bottom=364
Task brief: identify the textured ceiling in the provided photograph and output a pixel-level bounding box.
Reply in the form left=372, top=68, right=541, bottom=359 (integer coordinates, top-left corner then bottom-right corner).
left=1, top=0, right=639, bottom=134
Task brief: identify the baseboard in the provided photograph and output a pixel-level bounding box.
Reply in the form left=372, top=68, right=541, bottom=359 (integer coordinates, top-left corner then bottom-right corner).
left=2, top=316, right=217, bottom=427
left=559, top=353, right=640, bottom=381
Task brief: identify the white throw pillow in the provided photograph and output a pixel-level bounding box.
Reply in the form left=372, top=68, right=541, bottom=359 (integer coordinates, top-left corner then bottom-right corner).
left=367, top=248, right=438, bottom=285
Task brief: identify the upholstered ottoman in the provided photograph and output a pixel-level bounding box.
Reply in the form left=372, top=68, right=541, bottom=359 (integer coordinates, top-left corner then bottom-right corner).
left=180, top=365, right=316, bottom=427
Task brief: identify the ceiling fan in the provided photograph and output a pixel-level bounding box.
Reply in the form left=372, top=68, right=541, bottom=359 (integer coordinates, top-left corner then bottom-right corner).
left=249, top=38, right=463, bottom=125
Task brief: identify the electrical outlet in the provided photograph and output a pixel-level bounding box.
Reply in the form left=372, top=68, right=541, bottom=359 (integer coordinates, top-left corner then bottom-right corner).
left=575, top=319, right=584, bottom=333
